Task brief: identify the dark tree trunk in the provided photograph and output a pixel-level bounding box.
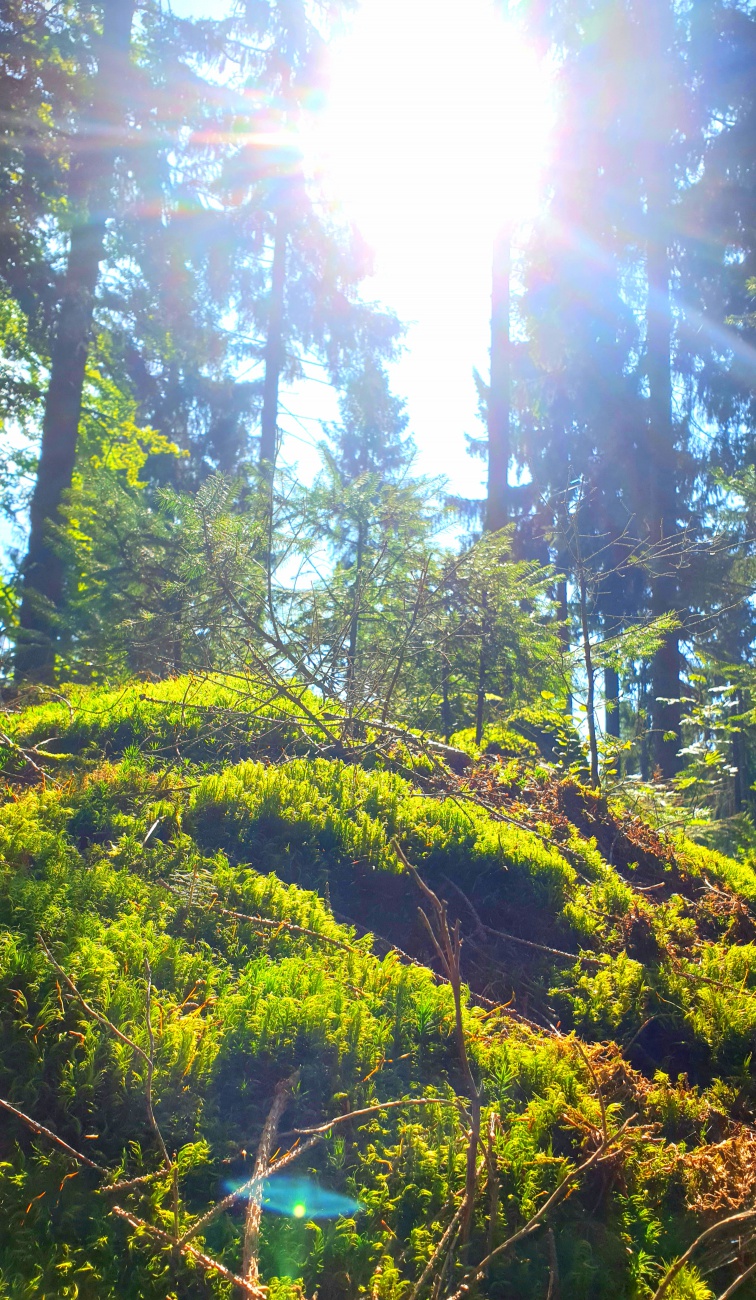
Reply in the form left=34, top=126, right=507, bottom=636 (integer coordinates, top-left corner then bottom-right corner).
left=578, top=574, right=600, bottom=788
left=645, top=3, right=682, bottom=779
left=646, top=218, right=681, bottom=777
left=486, top=226, right=511, bottom=533
left=604, top=664, right=621, bottom=739
left=557, top=574, right=573, bottom=716
left=259, top=212, right=288, bottom=482
left=16, top=0, right=136, bottom=681
left=441, top=654, right=452, bottom=743
left=475, top=595, right=489, bottom=747
left=345, top=521, right=365, bottom=708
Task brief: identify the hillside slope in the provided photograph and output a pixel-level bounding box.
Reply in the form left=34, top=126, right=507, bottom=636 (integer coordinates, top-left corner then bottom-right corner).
left=1, top=678, right=756, bottom=1299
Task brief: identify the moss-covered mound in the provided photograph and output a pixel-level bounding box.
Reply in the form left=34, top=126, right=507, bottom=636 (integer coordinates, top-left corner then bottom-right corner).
left=1, top=678, right=756, bottom=1299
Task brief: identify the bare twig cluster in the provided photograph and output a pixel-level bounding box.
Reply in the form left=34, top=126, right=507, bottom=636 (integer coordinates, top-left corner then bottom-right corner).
left=2, top=938, right=461, bottom=1296
left=394, top=843, right=637, bottom=1300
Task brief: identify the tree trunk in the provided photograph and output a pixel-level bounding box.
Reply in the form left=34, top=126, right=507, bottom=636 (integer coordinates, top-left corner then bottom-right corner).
left=646, top=231, right=681, bottom=777
left=441, top=653, right=452, bottom=742
left=16, top=0, right=136, bottom=681
left=645, top=6, right=681, bottom=779
left=557, top=574, right=573, bottom=715
left=475, top=595, right=489, bottom=747
left=345, top=520, right=365, bottom=709
left=604, top=664, right=620, bottom=739
left=259, top=211, right=288, bottom=482
left=486, top=225, right=511, bottom=533
left=578, top=574, right=600, bottom=788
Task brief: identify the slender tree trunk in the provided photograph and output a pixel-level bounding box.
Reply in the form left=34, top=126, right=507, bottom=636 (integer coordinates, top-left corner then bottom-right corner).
left=578, top=575, right=600, bottom=788
left=345, top=520, right=365, bottom=709
left=16, top=0, right=136, bottom=681
left=441, top=653, right=452, bottom=742
left=604, top=664, right=620, bottom=739
left=647, top=231, right=681, bottom=777
left=259, top=211, right=288, bottom=483
left=486, top=225, right=511, bottom=533
left=475, top=594, right=488, bottom=747
left=733, top=688, right=744, bottom=815
left=646, top=6, right=681, bottom=779
left=557, top=574, right=573, bottom=715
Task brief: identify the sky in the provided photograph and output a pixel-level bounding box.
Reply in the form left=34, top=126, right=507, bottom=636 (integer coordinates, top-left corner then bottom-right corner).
left=171, top=0, right=554, bottom=500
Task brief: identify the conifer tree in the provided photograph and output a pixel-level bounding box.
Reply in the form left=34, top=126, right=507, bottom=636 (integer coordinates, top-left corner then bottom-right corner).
left=15, top=0, right=136, bottom=680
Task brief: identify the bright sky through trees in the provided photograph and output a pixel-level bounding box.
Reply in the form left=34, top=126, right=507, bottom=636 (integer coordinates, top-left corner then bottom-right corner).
left=303, top=0, right=554, bottom=492
left=171, top=0, right=554, bottom=493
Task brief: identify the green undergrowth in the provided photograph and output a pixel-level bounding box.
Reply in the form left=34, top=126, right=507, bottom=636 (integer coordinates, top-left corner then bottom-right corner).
left=1, top=678, right=756, bottom=1297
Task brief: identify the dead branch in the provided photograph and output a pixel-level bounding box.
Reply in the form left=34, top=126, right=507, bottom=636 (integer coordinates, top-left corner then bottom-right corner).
left=396, top=843, right=483, bottom=1250
left=179, top=1131, right=324, bottom=1246
left=444, top=1113, right=637, bottom=1300
left=39, top=940, right=178, bottom=1223
left=442, top=876, right=589, bottom=964
left=0, top=1094, right=106, bottom=1172
left=650, top=1210, right=756, bottom=1300
left=38, top=936, right=148, bottom=1063
left=285, top=1096, right=459, bottom=1137
left=243, top=1071, right=299, bottom=1286
left=486, top=1112, right=500, bottom=1272
left=571, top=1038, right=608, bottom=1142
left=166, top=886, right=357, bottom=953
left=408, top=1159, right=486, bottom=1300
left=111, top=1204, right=266, bottom=1298
left=100, top=1170, right=166, bottom=1194
left=144, top=959, right=172, bottom=1172
left=408, top=1203, right=466, bottom=1300
left=546, top=1227, right=560, bottom=1299
left=717, top=1257, right=756, bottom=1300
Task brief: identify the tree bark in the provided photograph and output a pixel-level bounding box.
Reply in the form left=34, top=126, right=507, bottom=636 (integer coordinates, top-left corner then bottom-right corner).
left=604, top=665, right=620, bottom=739
left=557, top=574, right=573, bottom=716
left=475, top=594, right=489, bottom=747
left=578, top=574, right=600, bottom=788
left=259, top=211, right=288, bottom=483
left=441, top=653, right=452, bottom=743
left=486, top=225, right=511, bottom=533
left=647, top=229, right=681, bottom=777
left=645, top=6, right=682, bottom=779
left=16, top=0, right=136, bottom=681
left=345, top=519, right=365, bottom=708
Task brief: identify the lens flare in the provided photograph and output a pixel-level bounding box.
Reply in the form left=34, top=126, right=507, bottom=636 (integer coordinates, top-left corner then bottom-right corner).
left=226, top=1174, right=363, bottom=1221
left=261, top=1175, right=361, bottom=1219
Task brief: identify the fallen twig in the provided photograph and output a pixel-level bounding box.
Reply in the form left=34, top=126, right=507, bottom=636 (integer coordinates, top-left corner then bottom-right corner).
left=111, top=1204, right=266, bottom=1297
left=179, top=1132, right=323, bottom=1246
left=0, top=1094, right=106, bottom=1172
left=650, top=1209, right=756, bottom=1300
left=444, top=1113, right=637, bottom=1300
left=717, top=1257, right=756, bottom=1300
left=243, top=1071, right=299, bottom=1286
left=396, top=842, right=483, bottom=1249
left=285, top=1096, right=459, bottom=1137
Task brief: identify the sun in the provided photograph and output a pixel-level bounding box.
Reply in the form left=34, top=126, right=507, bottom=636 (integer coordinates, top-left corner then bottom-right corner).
left=306, top=0, right=553, bottom=265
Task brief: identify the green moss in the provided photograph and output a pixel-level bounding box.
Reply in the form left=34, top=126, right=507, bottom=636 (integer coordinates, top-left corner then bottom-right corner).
left=1, top=683, right=756, bottom=1295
